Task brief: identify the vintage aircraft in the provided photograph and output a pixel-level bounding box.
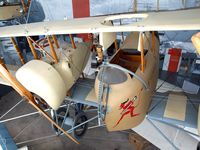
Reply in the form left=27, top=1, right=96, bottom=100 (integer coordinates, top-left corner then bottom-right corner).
left=0, top=0, right=30, bottom=21
left=0, top=8, right=199, bottom=145
left=192, top=32, right=200, bottom=55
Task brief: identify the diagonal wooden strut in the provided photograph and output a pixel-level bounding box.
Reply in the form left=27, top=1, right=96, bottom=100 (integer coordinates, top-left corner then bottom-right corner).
left=47, top=36, right=58, bottom=64
left=69, top=34, right=76, bottom=49
left=10, top=37, right=25, bottom=65
left=52, top=35, right=60, bottom=49
left=27, top=37, right=55, bottom=62
left=21, top=0, right=28, bottom=13
left=27, top=37, right=39, bottom=60
left=0, top=59, right=79, bottom=144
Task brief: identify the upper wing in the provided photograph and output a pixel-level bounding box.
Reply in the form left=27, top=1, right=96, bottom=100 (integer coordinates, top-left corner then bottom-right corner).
left=0, top=8, right=200, bottom=37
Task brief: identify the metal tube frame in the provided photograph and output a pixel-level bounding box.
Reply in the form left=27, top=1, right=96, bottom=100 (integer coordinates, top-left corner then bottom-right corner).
left=100, top=63, right=149, bottom=89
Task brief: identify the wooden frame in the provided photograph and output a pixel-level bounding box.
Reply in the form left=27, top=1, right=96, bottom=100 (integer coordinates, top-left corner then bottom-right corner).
left=139, top=32, right=145, bottom=73
left=27, top=37, right=55, bottom=61
left=69, top=34, right=76, bottom=49
left=21, top=0, right=28, bottom=13
left=27, top=37, right=39, bottom=59
left=52, top=35, right=60, bottom=49
left=10, top=37, right=25, bottom=65
left=0, top=58, right=79, bottom=144
left=47, top=36, right=59, bottom=63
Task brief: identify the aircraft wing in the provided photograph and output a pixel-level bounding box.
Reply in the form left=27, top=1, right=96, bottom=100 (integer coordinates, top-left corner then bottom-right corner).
left=0, top=8, right=200, bottom=37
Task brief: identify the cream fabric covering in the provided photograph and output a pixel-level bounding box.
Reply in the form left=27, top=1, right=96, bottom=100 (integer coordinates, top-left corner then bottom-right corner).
left=16, top=60, right=67, bottom=110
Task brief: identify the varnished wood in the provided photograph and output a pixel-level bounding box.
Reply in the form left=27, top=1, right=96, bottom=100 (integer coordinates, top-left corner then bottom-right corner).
left=28, top=37, right=54, bottom=61
left=140, top=33, right=145, bottom=73
left=0, top=62, right=79, bottom=144
left=114, top=39, right=118, bottom=50
left=10, top=37, right=25, bottom=65
left=47, top=36, right=58, bottom=64
left=52, top=35, right=60, bottom=48
left=21, top=0, right=28, bottom=13
left=69, top=34, right=76, bottom=49
left=27, top=37, right=38, bottom=59
left=27, top=0, right=31, bottom=7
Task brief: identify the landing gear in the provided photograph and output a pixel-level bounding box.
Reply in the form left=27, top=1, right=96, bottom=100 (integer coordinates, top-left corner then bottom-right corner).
left=51, top=106, right=88, bottom=140
left=33, top=94, right=48, bottom=109
left=51, top=107, right=70, bottom=133
left=72, top=111, right=88, bottom=140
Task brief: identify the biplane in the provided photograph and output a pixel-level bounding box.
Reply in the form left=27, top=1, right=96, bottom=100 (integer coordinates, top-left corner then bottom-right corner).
left=0, top=8, right=199, bottom=145
left=0, top=0, right=30, bottom=21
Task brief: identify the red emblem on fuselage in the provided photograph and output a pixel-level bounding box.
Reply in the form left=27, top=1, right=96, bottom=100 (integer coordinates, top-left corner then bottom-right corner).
left=114, top=97, right=140, bottom=128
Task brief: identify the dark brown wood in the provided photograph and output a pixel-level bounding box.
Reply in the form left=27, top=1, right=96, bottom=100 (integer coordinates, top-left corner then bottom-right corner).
left=27, top=0, right=31, bottom=7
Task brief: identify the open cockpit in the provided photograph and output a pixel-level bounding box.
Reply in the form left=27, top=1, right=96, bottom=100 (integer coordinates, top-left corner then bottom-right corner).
left=110, top=49, right=148, bottom=73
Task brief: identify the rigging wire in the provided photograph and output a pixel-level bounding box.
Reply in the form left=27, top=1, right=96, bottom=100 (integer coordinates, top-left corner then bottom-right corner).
left=13, top=114, right=43, bottom=140
left=0, top=98, right=24, bottom=120
left=26, top=0, right=33, bottom=24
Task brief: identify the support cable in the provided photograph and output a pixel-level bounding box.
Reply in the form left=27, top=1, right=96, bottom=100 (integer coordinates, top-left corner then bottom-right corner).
left=0, top=98, right=24, bottom=120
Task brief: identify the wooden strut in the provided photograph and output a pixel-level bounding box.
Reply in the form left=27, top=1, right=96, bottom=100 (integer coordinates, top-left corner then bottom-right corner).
left=52, top=35, right=60, bottom=49
left=140, top=32, right=145, bottom=73
left=47, top=36, right=59, bottom=64
left=114, top=39, right=118, bottom=51
left=27, top=0, right=32, bottom=7
left=69, top=34, right=76, bottom=49
left=21, top=0, right=28, bottom=13
left=27, top=37, right=39, bottom=60
left=27, top=37, right=54, bottom=62
left=10, top=37, right=25, bottom=65
left=0, top=58, right=79, bottom=144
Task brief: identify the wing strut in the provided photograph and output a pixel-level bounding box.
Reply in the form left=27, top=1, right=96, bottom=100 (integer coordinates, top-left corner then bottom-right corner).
left=10, top=37, right=25, bottom=65
left=138, top=32, right=145, bottom=73
left=52, top=35, right=60, bottom=49
left=47, top=36, right=59, bottom=63
left=69, top=34, right=76, bottom=49
left=27, top=37, right=39, bottom=59
left=0, top=58, right=79, bottom=144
